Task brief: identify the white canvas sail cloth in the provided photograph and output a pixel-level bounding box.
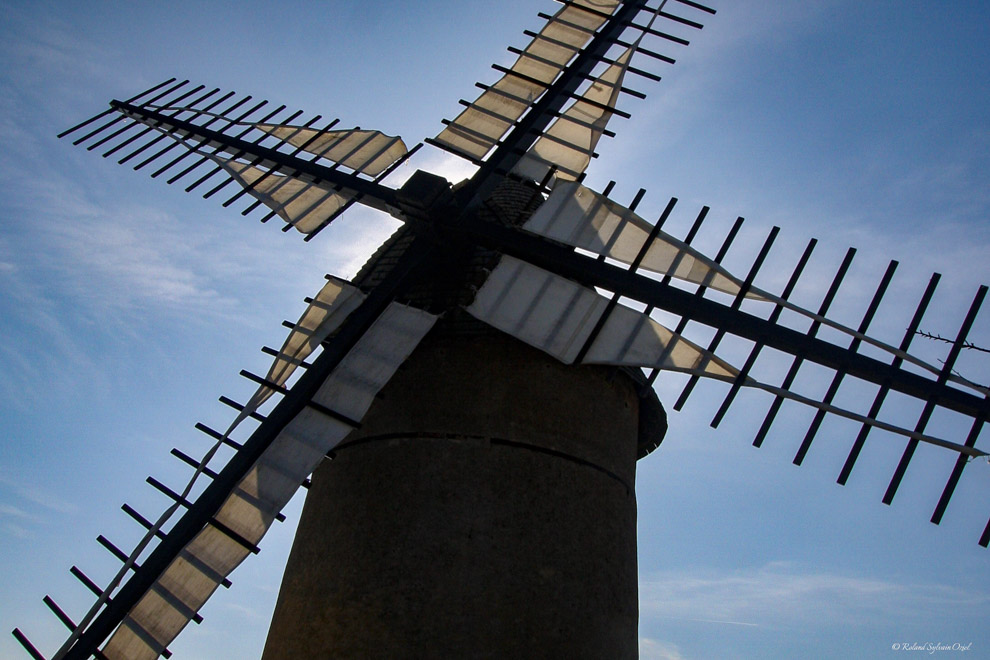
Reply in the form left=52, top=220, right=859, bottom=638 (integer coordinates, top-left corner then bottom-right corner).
left=254, top=125, right=407, bottom=177
left=197, top=127, right=406, bottom=235
left=97, top=298, right=437, bottom=660
left=466, top=254, right=737, bottom=379
left=433, top=0, right=621, bottom=161
left=465, top=255, right=988, bottom=459
left=208, top=154, right=352, bottom=234
left=525, top=181, right=758, bottom=297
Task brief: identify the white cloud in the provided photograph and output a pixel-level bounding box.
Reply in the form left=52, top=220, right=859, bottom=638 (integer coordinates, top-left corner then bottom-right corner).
left=640, top=637, right=688, bottom=660
left=415, top=150, right=480, bottom=186
left=640, top=562, right=988, bottom=631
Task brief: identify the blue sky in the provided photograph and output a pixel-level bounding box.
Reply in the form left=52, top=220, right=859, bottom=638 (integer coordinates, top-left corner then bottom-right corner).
left=1, top=2, right=989, bottom=659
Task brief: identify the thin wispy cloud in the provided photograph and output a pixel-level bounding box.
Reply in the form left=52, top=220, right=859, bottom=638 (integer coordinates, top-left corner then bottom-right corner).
left=601, top=0, right=842, bottom=165
left=223, top=602, right=266, bottom=622
left=0, top=472, right=80, bottom=515
left=0, top=5, right=135, bottom=130
left=652, top=615, right=760, bottom=628
left=0, top=473, right=76, bottom=538
left=44, top=204, right=233, bottom=311
left=641, top=562, right=988, bottom=631
left=3, top=522, right=32, bottom=540
left=0, top=8, right=110, bottom=81
left=0, top=503, right=34, bottom=520
left=3, top=158, right=323, bottom=335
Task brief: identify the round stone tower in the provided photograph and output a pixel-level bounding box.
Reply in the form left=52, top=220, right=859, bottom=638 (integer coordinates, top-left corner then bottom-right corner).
left=262, top=175, right=666, bottom=659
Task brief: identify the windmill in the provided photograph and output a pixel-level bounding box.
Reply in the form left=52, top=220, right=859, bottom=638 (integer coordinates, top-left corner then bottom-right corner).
left=9, top=0, right=990, bottom=656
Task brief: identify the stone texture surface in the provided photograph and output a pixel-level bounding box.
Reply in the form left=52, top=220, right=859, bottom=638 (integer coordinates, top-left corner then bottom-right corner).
left=262, top=332, right=642, bottom=659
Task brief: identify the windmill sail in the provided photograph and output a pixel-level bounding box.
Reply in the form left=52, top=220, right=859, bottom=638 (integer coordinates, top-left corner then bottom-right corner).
left=432, top=0, right=622, bottom=161
left=124, top=107, right=407, bottom=179
left=58, top=84, right=415, bottom=240
left=99, top=301, right=436, bottom=660
left=49, top=279, right=436, bottom=660
left=523, top=180, right=988, bottom=396
left=431, top=0, right=711, bottom=182
left=512, top=45, right=633, bottom=181
left=524, top=180, right=756, bottom=297
left=464, top=252, right=988, bottom=461
left=511, top=0, right=679, bottom=183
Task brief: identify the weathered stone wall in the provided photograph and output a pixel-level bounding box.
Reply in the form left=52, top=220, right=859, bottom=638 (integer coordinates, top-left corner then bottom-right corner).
left=262, top=331, right=642, bottom=659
